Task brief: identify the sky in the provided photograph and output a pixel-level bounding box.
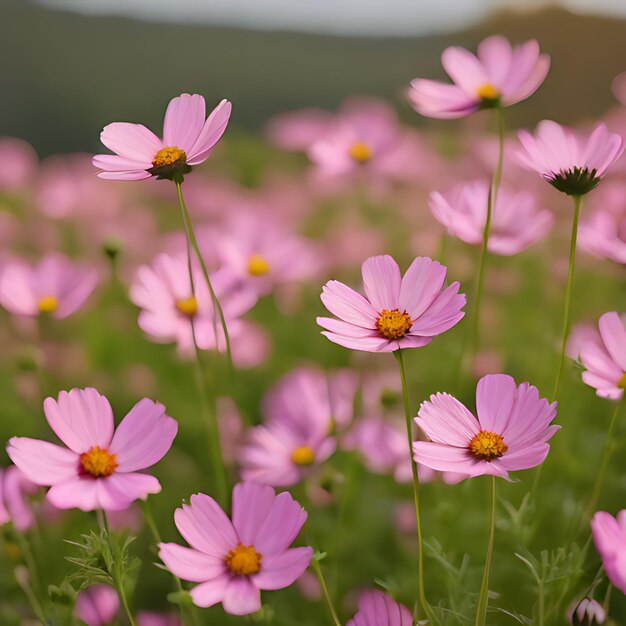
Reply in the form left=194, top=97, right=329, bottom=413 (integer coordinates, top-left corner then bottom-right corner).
left=37, top=0, right=626, bottom=35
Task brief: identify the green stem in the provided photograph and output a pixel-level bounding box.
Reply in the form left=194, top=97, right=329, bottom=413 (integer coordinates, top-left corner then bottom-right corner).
left=583, top=399, right=623, bottom=526
left=475, top=476, right=496, bottom=626
left=553, top=194, right=582, bottom=399
left=311, top=557, right=342, bottom=626
left=11, top=528, right=46, bottom=622
left=394, top=349, right=434, bottom=623
left=117, top=581, right=137, bottom=626
left=468, top=107, right=505, bottom=364
left=175, top=180, right=233, bottom=371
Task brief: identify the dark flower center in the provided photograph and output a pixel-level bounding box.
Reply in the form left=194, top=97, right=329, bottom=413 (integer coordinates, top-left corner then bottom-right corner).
left=547, top=166, right=600, bottom=196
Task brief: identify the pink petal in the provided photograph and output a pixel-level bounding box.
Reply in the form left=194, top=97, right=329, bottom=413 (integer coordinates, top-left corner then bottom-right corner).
left=477, top=36, right=512, bottom=87
left=47, top=477, right=100, bottom=511
left=189, top=574, right=231, bottom=608
left=412, top=441, right=482, bottom=475
left=221, top=577, right=261, bottom=616
left=43, top=388, right=114, bottom=454
left=92, top=154, right=152, bottom=172
left=442, top=46, right=488, bottom=95
left=99, top=122, right=162, bottom=161
left=475, top=374, right=517, bottom=433
left=416, top=393, right=479, bottom=445
left=408, top=282, right=465, bottom=337
left=109, top=399, right=177, bottom=472
left=158, top=543, right=225, bottom=582
left=95, top=472, right=161, bottom=510
left=598, top=312, right=626, bottom=371
left=316, top=317, right=379, bottom=338
left=408, top=79, right=477, bottom=119
left=188, top=100, right=232, bottom=164
left=231, top=482, right=276, bottom=546
left=319, top=330, right=390, bottom=353
left=361, top=255, right=401, bottom=312
left=320, top=280, right=378, bottom=327
left=96, top=170, right=152, bottom=181
left=253, top=547, right=313, bottom=590
left=253, top=491, right=308, bottom=556
left=163, top=93, right=206, bottom=154
left=498, top=443, right=550, bottom=472
left=398, top=257, right=446, bottom=320
left=7, top=437, right=78, bottom=486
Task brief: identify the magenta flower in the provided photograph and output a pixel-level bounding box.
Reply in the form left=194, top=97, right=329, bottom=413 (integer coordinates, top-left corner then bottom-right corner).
left=346, top=590, right=412, bottom=626
left=579, top=189, right=626, bottom=264
left=409, top=36, right=549, bottom=119
left=130, top=253, right=257, bottom=355
left=0, top=466, right=38, bottom=532
left=429, top=181, right=553, bottom=255
left=579, top=312, right=626, bottom=400
left=591, top=510, right=626, bottom=594
left=93, top=93, right=231, bottom=181
left=158, top=482, right=313, bottom=615
left=517, top=121, right=624, bottom=195
left=317, top=255, right=465, bottom=353
left=7, top=388, right=177, bottom=511
left=74, top=585, right=119, bottom=626
left=0, top=253, right=98, bottom=319
left=137, top=612, right=181, bottom=626
left=567, top=598, right=606, bottom=625
left=413, top=374, right=558, bottom=479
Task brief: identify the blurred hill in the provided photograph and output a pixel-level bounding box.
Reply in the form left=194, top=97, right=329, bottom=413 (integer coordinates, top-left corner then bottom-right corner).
left=3, top=0, right=626, bottom=156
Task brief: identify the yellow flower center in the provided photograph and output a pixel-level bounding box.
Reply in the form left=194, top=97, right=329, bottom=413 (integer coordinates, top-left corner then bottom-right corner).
left=348, top=142, right=372, bottom=163
left=291, top=446, right=315, bottom=466
left=618, top=372, right=626, bottom=390
left=247, top=254, right=270, bottom=276
left=38, top=296, right=58, bottom=314
left=225, top=544, right=262, bottom=576
left=376, top=309, right=412, bottom=340
left=469, top=431, right=508, bottom=461
left=476, top=83, right=499, bottom=101
left=152, top=146, right=187, bottom=168
left=80, top=446, right=118, bottom=478
left=175, top=296, right=198, bottom=317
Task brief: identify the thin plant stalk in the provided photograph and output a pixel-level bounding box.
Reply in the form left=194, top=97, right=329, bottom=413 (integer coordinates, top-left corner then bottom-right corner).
left=475, top=475, right=497, bottom=626
left=553, top=194, right=583, bottom=399
left=175, top=180, right=233, bottom=370
left=311, top=556, right=342, bottom=626
left=394, top=349, right=434, bottom=623
left=10, top=527, right=46, bottom=623
left=583, top=399, right=623, bottom=526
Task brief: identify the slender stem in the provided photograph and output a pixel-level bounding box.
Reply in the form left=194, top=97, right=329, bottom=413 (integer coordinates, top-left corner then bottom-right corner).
left=10, top=528, right=46, bottom=622
left=468, top=107, right=505, bottom=364
left=311, top=557, right=342, bottom=626
left=583, top=400, right=623, bottom=526
left=117, top=582, right=137, bottom=626
left=475, top=476, right=497, bottom=626
left=175, top=181, right=233, bottom=369
left=394, top=349, right=434, bottom=623
left=553, top=194, right=582, bottom=399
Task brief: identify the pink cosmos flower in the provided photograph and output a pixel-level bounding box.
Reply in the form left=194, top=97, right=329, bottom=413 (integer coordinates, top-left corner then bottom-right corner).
left=346, top=589, right=412, bottom=626
left=74, top=585, right=119, bottom=626
left=129, top=253, right=257, bottom=355
left=0, top=253, right=98, bottom=319
left=265, top=108, right=333, bottom=152
left=413, top=374, right=558, bottom=479
left=567, top=597, right=606, bottom=625
left=517, top=121, right=624, bottom=195
left=579, top=312, right=626, bottom=400
left=317, top=255, right=465, bottom=352
left=591, top=510, right=626, bottom=594
left=409, top=36, right=549, bottom=119
left=93, top=93, right=231, bottom=181
left=158, top=482, right=313, bottom=615
left=7, top=388, right=177, bottom=511
left=429, top=181, right=553, bottom=255
left=137, top=612, right=181, bottom=626
left=0, top=137, right=38, bottom=190
left=0, top=466, right=38, bottom=531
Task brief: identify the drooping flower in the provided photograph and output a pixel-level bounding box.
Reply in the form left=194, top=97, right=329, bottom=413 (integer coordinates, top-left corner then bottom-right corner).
left=567, top=597, right=606, bottom=625
left=0, top=253, right=98, bottom=319
left=413, top=374, right=558, bottom=479
left=158, top=482, right=313, bottom=615
left=317, top=255, right=465, bottom=352
left=129, top=253, right=257, bottom=355
left=7, top=388, right=177, bottom=511
left=579, top=312, right=626, bottom=400
left=0, top=466, right=38, bottom=531
left=74, top=585, right=119, bottom=626
left=409, top=36, right=549, bottom=119
left=346, top=589, right=412, bottom=626
left=516, top=121, right=624, bottom=195
left=591, top=510, right=626, bottom=594
left=93, top=93, right=231, bottom=181
left=429, top=180, right=553, bottom=255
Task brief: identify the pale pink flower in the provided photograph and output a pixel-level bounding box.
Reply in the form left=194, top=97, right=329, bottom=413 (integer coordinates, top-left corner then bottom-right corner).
left=409, top=36, right=549, bottom=119
left=137, top=612, right=181, bottom=626
left=265, top=108, right=333, bottom=151
left=429, top=181, right=553, bottom=255
left=129, top=253, right=257, bottom=355
left=612, top=72, right=626, bottom=107
left=0, top=466, right=38, bottom=531
left=579, top=312, right=626, bottom=400
left=93, top=93, right=231, bottom=181
left=517, top=121, right=624, bottom=195
left=7, top=388, right=177, bottom=511
left=566, top=322, right=600, bottom=361
left=0, top=253, right=98, bottom=319
left=158, top=482, right=313, bottom=615
left=317, top=255, right=465, bottom=352
left=567, top=597, right=606, bottom=625
left=591, top=510, right=626, bottom=594
left=413, top=374, right=558, bottom=479
left=346, top=589, right=412, bottom=626
left=74, top=585, right=119, bottom=626
left=0, top=137, right=38, bottom=190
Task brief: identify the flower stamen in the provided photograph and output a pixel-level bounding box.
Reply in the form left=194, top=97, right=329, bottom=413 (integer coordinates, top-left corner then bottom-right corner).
left=225, top=544, right=262, bottom=576
left=152, top=146, right=187, bottom=169
left=618, top=372, right=626, bottom=390
left=80, top=446, right=118, bottom=478
left=376, top=309, right=412, bottom=340
left=175, top=296, right=198, bottom=317
left=38, top=296, right=59, bottom=314
left=469, top=430, right=508, bottom=461
left=349, top=142, right=372, bottom=164
left=248, top=254, right=270, bottom=276
left=477, top=83, right=500, bottom=102
left=291, top=446, right=315, bottom=466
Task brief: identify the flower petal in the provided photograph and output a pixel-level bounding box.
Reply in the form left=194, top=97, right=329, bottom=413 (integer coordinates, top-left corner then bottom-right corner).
left=158, top=543, right=225, bottom=582
left=231, top=482, right=276, bottom=546
left=99, top=122, right=162, bottom=161
left=7, top=437, right=78, bottom=486
left=361, top=255, right=401, bottom=312
left=163, top=93, right=207, bottom=154
left=221, top=577, right=261, bottom=616
left=188, top=99, right=232, bottom=164
left=253, top=547, right=313, bottom=590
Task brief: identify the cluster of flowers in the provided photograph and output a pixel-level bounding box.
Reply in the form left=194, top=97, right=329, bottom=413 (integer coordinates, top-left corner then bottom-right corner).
left=0, top=33, right=624, bottom=626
